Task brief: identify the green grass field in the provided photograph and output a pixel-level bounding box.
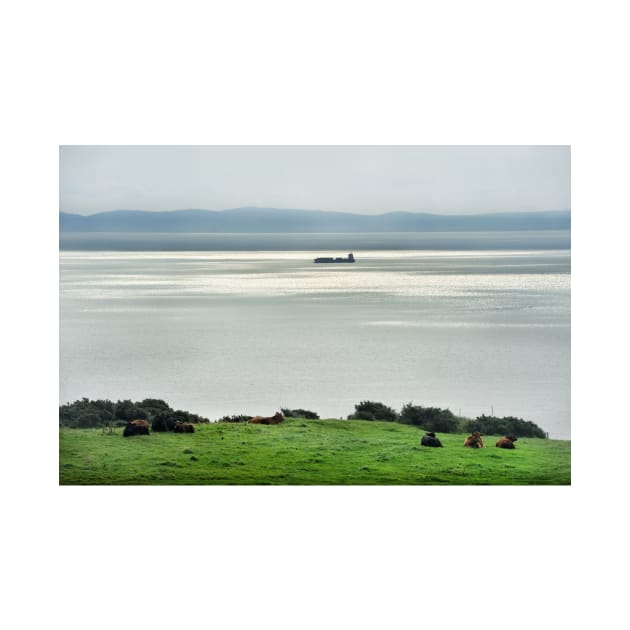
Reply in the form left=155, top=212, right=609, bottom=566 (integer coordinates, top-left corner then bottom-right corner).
left=59, top=418, right=570, bottom=485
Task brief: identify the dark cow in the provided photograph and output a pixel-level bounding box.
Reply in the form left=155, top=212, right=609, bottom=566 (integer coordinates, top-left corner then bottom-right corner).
left=248, top=412, right=284, bottom=425
left=421, top=431, right=443, bottom=447
left=123, top=419, right=150, bottom=437
left=174, top=421, right=195, bottom=433
left=464, top=431, right=484, bottom=448
left=496, top=435, right=518, bottom=449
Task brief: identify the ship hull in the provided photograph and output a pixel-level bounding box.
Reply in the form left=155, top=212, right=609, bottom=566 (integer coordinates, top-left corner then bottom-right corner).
left=313, top=253, right=356, bottom=263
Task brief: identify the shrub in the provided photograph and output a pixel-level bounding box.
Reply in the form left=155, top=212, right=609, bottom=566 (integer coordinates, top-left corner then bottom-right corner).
left=348, top=401, right=398, bottom=422
left=217, top=414, right=253, bottom=423
left=75, top=411, right=102, bottom=428
left=115, top=400, right=149, bottom=422
left=467, top=415, right=547, bottom=438
left=59, top=398, right=209, bottom=427
left=171, top=409, right=210, bottom=424
left=59, top=398, right=115, bottom=428
left=399, top=403, right=459, bottom=433
left=138, top=398, right=173, bottom=418
left=151, top=413, right=177, bottom=432
left=281, top=408, right=320, bottom=419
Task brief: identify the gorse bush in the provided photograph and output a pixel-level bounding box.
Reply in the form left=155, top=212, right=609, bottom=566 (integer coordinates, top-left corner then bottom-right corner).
left=281, top=408, right=320, bottom=419
left=399, top=403, right=460, bottom=433
left=217, top=414, right=253, bottom=423
left=114, top=400, right=149, bottom=422
left=59, top=398, right=116, bottom=428
left=59, top=398, right=210, bottom=428
left=348, top=401, right=399, bottom=422
left=138, top=398, right=172, bottom=419
left=466, top=415, right=547, bottom=438
left=171, top=409, right=210, bottom=424
left=346, top=402, right=547, bottom=437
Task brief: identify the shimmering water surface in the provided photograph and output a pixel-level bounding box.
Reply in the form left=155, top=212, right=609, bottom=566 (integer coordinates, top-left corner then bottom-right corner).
left=60, top=240, right=570, bottom=438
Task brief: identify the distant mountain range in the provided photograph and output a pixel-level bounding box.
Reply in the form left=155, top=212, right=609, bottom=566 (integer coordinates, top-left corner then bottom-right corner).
left=59, top=207, right=571, bottom=233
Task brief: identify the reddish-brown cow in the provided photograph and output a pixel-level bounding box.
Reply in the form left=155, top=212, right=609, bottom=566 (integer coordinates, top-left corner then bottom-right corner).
left=123, top=419, right=150, bottom=437
left=248, top=412, right=284, bottom=425
left=174, top=421, right=195, bottom=433
left=130, top=419, right=150, bottom=429
left=496, top=435, right=518, bottom=449
left=464, top=431, right=484, bottom=448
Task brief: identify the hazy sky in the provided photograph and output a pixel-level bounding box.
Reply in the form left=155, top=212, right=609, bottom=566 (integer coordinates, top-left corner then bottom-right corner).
left=59, top=146, right=570, bottom=215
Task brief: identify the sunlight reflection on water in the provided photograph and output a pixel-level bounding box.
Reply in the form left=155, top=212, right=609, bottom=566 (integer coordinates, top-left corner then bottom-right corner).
left=59, top=248, right=571, bottom=438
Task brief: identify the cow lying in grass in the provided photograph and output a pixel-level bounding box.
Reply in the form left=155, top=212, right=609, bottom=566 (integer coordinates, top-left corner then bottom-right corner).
left=123, top=419, right=150, bottom=437
left=464, top=431, right=484, bottom=448
left=496, top=435, right=518, bottom=449
left=248, top=412, right=284, bottom=425
left=174, top=421, right=195, bottom=433
left=421, top=431, right=443, bottom=447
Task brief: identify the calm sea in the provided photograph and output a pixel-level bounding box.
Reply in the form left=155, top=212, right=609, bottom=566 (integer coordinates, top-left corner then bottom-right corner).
left=59, top=232, right=571, bottom=439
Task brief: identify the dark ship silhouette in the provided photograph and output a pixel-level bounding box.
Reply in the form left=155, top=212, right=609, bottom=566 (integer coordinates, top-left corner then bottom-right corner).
left=313, top=253, right=355, bottom=264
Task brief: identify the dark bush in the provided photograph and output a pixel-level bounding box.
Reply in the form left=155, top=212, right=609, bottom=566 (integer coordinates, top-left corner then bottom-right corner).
left=281, top=408, right=320, bottom=419
left=59, top=398, right=116, bottom=428
left=75, top=411, right=102, bottom=428
left=399, top=403, right=459, bottom=433
left=467, top=414, right=547, bottom=438
left=138, top=398, right=173, bottom=418
left=217, top=414, right=253, bottom=423
left=348, top=401, right=398, bottom=422
left=171, top=409, right=209, bottom=424
left=115, top=400, right=149, bottom=422
left=151, top=413, right=177, bottom=432
left=59, top=398, right=209, bottom=428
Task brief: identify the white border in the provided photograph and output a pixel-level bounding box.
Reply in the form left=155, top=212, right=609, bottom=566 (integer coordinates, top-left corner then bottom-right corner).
left=6, top=0, right=627, bottom=628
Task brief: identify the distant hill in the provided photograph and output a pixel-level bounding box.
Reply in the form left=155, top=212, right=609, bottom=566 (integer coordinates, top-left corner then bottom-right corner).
left=59, top=207, right=571, bottom=233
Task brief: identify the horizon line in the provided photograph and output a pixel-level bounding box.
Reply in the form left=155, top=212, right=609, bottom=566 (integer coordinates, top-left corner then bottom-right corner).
left=60, top=207, right=572, bottom=217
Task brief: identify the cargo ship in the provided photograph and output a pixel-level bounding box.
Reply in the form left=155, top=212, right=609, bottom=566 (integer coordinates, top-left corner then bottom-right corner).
left=313, top=253, right=355, bottom=264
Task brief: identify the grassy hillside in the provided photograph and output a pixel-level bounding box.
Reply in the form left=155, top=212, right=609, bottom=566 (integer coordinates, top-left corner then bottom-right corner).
left=59, top=418, right=570, bottom=485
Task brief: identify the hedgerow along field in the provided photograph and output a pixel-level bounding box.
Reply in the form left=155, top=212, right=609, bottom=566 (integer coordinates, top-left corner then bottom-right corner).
left=59, top=418, right=570, bottom=485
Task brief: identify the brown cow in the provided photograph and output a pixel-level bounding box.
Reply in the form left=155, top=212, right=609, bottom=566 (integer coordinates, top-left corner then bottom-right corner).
left=130, top=419, right=150, bottom=429
left=248, top=412, right=284, bottom=425
left=123, top=419, right=150, bottom=437
left=464, top=431, right=484, bottom=448
left=496, top=435, right=518, bottom=449
left=174, top=421, right=195, bottom=433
